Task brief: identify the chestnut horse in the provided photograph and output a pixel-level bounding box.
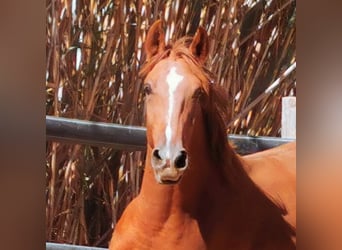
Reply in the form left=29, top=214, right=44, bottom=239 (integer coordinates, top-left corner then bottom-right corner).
left=109, top=20, right=296, bottom=250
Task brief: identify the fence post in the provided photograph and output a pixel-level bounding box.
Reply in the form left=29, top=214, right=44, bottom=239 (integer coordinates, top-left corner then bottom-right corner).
left=281, top=96, right=296, bottom=139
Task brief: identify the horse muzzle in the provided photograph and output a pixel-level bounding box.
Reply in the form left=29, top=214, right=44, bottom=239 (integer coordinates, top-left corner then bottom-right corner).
left=151, top=148, right=188, bottom=184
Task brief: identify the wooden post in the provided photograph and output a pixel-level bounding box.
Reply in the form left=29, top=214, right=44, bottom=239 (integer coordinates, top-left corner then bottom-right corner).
left=281, top=97, right=296, bottom=139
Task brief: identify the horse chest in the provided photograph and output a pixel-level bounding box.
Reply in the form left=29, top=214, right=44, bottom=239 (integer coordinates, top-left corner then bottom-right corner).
left=146, top=226, right=207, bottom=250
left=110, top=211, right=207, bottom=250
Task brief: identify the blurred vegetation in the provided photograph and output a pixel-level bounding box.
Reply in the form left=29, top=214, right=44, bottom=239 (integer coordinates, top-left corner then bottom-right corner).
left=46, top=0, right=296, bottom=247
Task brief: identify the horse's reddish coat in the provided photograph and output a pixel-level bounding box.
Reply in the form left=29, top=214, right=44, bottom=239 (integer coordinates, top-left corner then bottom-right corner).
left=109, top=20, right=296, bottom=250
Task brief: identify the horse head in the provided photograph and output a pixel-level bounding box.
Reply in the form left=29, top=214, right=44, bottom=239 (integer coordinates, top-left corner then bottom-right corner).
left=141, top=20, right=210, bottom=184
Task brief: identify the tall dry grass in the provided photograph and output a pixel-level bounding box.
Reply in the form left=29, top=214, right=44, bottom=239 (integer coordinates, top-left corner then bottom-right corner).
left=46, top=0, right=296, bottom=247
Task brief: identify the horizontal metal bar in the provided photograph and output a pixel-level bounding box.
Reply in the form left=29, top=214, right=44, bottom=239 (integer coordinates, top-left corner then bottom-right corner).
left=46, top=243, right=106, bottom=250
left=46, top=116, right=146, bottom=151
left=228, top=134, right=293, bottom=155
left=46, top=116, right=294, bottom=155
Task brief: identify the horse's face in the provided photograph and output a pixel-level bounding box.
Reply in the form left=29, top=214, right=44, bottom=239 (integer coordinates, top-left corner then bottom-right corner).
left=142, top=20, right=209, bottom=184
left=144, top=58, right=204, bottom=184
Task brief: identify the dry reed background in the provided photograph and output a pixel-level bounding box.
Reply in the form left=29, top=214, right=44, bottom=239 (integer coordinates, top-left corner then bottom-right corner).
left=46, top=0, right=296, bottom=247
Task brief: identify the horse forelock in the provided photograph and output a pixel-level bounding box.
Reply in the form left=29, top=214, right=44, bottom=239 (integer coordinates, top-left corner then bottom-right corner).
left=139, top=37, right=212, bottom=92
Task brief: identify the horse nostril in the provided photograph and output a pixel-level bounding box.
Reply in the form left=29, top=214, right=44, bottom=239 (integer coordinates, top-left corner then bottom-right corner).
left=153, top=149, right=162, bottom=161
left=174, top=150, right=187, bottom=169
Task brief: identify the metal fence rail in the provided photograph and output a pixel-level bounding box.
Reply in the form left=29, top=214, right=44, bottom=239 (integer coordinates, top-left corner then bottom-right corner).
left=46, top=116, right=293, bottom=155
left=46, top=242, right=107, bottom=250
left=46, top=115, right=146, bottom=151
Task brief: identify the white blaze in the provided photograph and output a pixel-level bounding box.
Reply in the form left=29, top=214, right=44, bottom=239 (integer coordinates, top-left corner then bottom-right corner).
left=165, top=67, right=183, bottom=158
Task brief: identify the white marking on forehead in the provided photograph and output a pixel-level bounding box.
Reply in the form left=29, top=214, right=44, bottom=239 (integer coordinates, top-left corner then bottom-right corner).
left=165, top=67, right=183, bottom=158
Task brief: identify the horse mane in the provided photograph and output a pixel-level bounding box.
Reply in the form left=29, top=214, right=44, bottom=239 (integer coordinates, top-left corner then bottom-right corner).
left=204, top=83, right=295, bottom=237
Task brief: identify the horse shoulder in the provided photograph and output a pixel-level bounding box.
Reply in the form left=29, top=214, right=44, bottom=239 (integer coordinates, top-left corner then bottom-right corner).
left=241, top=142, right=296, bottom=228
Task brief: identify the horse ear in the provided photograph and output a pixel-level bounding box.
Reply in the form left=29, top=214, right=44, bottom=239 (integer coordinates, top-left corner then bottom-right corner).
left=189, top=27, right=209, bottom=64
left=144, top=20, right=166, bottom=61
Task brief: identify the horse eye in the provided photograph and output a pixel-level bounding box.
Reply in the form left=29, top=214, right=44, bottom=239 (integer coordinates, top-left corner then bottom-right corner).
left=143, top=83, right=152, bottom=95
